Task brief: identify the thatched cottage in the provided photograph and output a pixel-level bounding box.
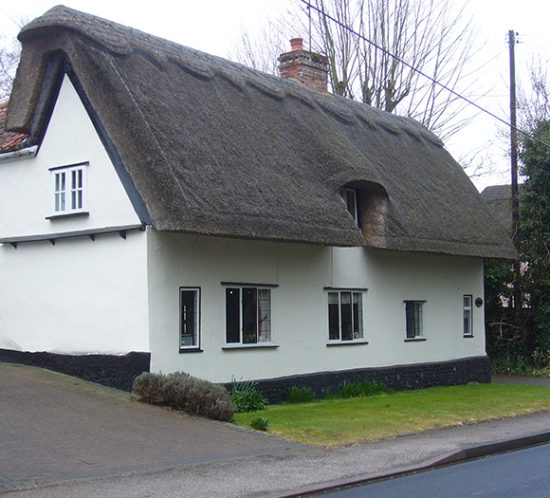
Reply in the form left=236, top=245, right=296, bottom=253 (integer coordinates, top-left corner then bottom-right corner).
left=0, top=6, right=515, bottom=395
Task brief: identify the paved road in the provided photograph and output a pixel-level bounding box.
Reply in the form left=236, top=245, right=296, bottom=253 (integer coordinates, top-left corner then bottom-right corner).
left=0, top=362, right=301, bottom=493
left=3, top=364, right=550, bottom=497
left=320, top=443, right=550, bottom=497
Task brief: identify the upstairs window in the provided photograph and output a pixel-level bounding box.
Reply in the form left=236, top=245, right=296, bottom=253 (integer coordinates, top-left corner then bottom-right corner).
left=328, top=290, right=364, bottom=341
left=342, top=187, right=359, bottom=224
left=225, top=287, right=272, bottom=345
left=463, top=295, right=473, bottom=337
left=50, top=162, right=87, bottom=215
left=405, top=301, right=424, bottom=339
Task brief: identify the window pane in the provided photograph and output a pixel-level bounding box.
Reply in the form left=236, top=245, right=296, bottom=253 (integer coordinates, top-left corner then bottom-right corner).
left=181, top=290, right=197, bottom=347
left=242, top=288, right=258, bottom=344
left=415, top=303, right=423, bottom=337
left=464, top=311, right=471, bottom=335
left=464, top=295, right=472, bottom=335
left=406, top=302, right=415, bottom=338
left=226, top=288, right=240, bottom=343
left=328, top=292, right=340, bottom=340
left=258, top=289, right=271, bottom=342
left=77, top=190, right=83, bottom=209
left=353, top=293, right=363, bottom=339
left=60, top=192, right=66, bottom=211
left=344, top=189, right=358, bottom=222
left=341, top=292, right=353, bottom=340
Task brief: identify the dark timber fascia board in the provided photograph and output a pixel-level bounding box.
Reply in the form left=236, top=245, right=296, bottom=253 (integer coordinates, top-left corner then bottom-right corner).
left=27, top=51, right=66, bottom=151
left=0, top=224, right=145, bottom=247
left=63, top=62, right=152, bottom=225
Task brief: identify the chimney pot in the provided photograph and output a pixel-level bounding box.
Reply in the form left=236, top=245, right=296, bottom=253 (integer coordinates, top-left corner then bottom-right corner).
left=290, top=37, right=303, bottom=51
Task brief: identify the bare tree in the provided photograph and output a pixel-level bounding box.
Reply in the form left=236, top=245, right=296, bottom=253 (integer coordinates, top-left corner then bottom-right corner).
left=0, top=35, right=20, bottom=101
left=231, top=0, right=482, bottom=141
left=230, top=19, right=289, bottom=75
left=518, top=59, right=550, bottom=132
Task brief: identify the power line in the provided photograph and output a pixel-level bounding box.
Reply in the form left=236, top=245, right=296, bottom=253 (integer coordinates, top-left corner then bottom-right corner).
left=298, top=0, right=550, bottom=150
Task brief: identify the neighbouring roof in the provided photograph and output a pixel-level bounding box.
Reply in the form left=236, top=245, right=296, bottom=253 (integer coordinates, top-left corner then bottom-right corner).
left=4, top=5, right=516, bottom=259
left=0, top=102, right=27, bottom=152
left=480, top=184, right=517, bottom=233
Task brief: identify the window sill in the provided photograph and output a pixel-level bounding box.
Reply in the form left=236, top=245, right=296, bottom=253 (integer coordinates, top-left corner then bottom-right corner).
left=222, top=344, right=279, bottom=351
left=326, top=340, right=369, bottom=347
left=46, top=211, right=89, bottom=221
left=463, top=334, right=475, bottom=339
left=404, top=337, right=427, bottom=342
left=179, top=348, right=203, bottom=353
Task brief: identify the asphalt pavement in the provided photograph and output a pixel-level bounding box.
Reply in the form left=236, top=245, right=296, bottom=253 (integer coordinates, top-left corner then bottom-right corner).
left=319, top=443, right=550, bottom=498
left=2, top=363, right=550, bottom=497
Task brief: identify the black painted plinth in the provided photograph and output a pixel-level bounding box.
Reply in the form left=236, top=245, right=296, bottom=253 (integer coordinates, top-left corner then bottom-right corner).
left=0, top=349, right=150, bottom=391
left=234, top=356, right=491, bottom=403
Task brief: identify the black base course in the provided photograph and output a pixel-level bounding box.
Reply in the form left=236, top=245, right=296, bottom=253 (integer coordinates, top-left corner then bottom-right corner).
left=0, top=348, right=150, bottom=391
left=0, top=350, right=489, bottom=400
left=242, top=356, right=491, bottom=403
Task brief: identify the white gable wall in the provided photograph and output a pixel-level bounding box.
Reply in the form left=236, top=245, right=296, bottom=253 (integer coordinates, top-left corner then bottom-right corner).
left=0, top=76, right=141, bottom=238
left=0, top=75, right=149, bottom=354
left=147, top=231, right=486, bottom=384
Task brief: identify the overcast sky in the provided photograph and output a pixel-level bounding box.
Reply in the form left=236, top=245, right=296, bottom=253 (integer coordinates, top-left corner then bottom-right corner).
left=1, top=0, right=549, bottom=191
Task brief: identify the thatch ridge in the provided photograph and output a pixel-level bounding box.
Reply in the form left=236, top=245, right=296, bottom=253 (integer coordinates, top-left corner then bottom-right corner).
left=5, top=5, right=516, bottom=258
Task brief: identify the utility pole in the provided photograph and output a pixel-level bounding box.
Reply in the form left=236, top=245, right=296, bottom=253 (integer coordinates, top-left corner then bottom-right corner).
left=508, top=30, right=521, bottom=312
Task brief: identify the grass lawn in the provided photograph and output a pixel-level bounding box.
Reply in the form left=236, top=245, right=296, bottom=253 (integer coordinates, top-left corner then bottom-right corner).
left=233, top=384, right=550, bottom=447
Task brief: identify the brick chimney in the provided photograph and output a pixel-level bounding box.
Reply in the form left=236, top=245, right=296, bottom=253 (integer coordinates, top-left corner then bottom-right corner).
left=278, top=38, right=329, bottom=93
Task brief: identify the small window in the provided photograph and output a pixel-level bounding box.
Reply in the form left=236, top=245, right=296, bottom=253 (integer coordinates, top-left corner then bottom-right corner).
left=180, top=288, right=200, bottom=349
left=463, top=295, right=473, bottom=337
left=50, top=163, right=87, bottom=214
left=342, top=188, right=359, bottom=224
left=405, top=301, right=424, bottom=339
left=225, top=287, right=272, bottom=344
left=328, top=290, right=364, bottom=341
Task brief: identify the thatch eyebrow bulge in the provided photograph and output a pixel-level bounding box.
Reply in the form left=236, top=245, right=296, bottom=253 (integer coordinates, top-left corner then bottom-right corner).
left=4, top=5, right=516, bottom=259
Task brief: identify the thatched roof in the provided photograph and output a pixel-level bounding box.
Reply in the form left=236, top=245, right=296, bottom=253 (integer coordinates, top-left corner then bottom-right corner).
left=5, top=5, right=516, bottom=258
left=480, top=184, right=515, bottom=232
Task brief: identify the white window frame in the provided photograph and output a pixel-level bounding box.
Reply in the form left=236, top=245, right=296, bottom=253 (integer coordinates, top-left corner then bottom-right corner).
left=405, top=301, right=425, bottom=340
left=49, top=162, right=88, bottom=215
left=463, top=294, right=473, bottom=337
left=327, top=289, right=365, bottom=343
left=342, top=187, right=359, bottom=225
left=224, top=286, right=273, bottom=346
left=179, top=287, right=201, bottom=351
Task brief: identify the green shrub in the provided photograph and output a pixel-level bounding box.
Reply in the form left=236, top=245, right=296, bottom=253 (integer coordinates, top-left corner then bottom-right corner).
left=231, top=381, right=266, bottom=412
left=337, top=380, right=388, bottom=398
left=250, top=417, right=269, bottom=431
left=132, top=372, right=236, bottom=421
left=288, top=385, right=316, bottom=403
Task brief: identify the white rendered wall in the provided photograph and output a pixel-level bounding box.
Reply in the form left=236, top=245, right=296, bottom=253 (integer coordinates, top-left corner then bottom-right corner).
left=0, top=231, right=149, bottom=353
left=0, top=75, right=149, bottom=354
left=0, top=76, right=141, bottom=239
left=147, top=231, right=486, bottom=383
